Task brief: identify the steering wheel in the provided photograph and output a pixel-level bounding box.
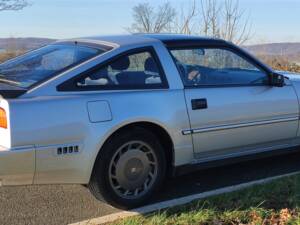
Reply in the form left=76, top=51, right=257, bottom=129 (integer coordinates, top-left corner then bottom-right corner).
left=190, top=71, right=202, bottom=84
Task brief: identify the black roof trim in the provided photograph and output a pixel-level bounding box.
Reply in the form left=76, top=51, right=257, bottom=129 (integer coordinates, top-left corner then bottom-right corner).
left=53, top=41, right=114, bottom=51
left=0, top=90, right=27, bottom=99
left=162, top=38, right=228, bottom=48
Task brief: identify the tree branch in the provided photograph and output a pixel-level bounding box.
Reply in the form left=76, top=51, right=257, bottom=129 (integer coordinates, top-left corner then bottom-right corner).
left=0, top=0, right=29, bottom=11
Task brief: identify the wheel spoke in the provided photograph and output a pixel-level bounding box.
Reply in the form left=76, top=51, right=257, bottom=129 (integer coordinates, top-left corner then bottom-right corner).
left=114, top=185, right=121, bottom=189
left=147, top=153, right=155, bottom=160
left=149, top=172, right=154, bottom=178
left=110, top=174, right=117, bottom=179
left=148, top=160, right=156, bottom=166
left=115, top=152, right=121, bottom=161
left=136, top=144, right=143, bottom=150
left=143, top=182, right=148, bottom=190
left=127, top=143, right=133, bottom=150
left=134, top=188, right=139, bottom=196
left=109, top=140, right=158, bottom=199
left=112, top=161, right=117, bottom=169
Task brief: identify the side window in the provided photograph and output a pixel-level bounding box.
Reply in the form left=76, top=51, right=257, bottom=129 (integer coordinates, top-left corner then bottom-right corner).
left=170, top=48, right=268, bottom=87
left=77, top=50, right=165, bottom=88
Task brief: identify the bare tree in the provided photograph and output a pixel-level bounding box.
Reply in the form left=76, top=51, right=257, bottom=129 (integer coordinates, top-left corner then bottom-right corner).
left=200, top=0, right=221, bottom=37
left=199, top=0, right=252, bottom=45
left=220, top=0, right=252, bottom=45
left=127, top=2, right=176, bottom=33
left=0, top=0, right=29, bottom=11
left=176, top=0, right=197, bottom=35
left=128, top=0, right=253, bottom=45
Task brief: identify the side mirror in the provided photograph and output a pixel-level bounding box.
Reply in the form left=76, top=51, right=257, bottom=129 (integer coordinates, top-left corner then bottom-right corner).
left=270, top=73, right=285, bottom=87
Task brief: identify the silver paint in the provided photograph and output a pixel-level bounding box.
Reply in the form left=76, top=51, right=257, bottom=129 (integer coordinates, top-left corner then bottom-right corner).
left=0, top=34, right=299, bottom=186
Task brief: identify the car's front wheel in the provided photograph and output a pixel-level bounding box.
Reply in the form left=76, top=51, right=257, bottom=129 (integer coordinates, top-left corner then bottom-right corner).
left=88, top=127, right=166, bottom=209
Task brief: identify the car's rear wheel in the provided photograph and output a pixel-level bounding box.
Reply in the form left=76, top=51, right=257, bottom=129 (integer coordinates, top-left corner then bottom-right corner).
left=88, top=127, right=166, bottom=209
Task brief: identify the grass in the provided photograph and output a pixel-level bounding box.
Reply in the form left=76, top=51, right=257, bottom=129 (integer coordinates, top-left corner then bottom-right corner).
left=112, top=174, right=300, bottom=225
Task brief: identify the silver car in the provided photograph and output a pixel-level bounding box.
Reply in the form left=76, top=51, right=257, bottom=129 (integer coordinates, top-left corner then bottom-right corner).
left=0, top=34, right=298, bottom=209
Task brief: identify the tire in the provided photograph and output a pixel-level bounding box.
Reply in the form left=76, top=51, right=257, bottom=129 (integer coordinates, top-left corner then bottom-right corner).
left=88, top=127, right=166, bottom=209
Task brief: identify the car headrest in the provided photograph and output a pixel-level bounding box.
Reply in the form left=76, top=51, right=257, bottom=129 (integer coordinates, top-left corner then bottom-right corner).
left=89, top=67, right=108, bottom=80
left=111, top=56, right=130, bottom=70
left=116, top=71, right=147, bottom=85
left=144, top=57, right=159, bottom=74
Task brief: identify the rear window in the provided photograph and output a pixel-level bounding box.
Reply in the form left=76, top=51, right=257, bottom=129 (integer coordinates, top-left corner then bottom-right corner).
left=0, top=43, right=106, bottom=88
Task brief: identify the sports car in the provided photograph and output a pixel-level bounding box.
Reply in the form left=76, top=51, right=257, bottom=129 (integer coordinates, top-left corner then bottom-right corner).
left=0, top=34, right=297, bottom=208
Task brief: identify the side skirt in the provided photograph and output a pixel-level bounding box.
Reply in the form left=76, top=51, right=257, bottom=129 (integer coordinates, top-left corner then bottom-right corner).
left=173, top=145, right=300, bottom=177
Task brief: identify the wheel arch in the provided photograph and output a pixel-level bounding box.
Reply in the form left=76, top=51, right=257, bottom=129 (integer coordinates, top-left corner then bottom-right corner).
left=90, top=121, right=175, bottom=182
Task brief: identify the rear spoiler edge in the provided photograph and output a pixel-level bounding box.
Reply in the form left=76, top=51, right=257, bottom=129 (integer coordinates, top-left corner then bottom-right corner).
left=0, top=90, right=27, bottom=99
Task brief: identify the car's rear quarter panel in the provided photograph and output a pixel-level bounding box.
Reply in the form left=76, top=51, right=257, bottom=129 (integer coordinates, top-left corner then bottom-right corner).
left=0, top=99, right=35, bottom=185
left=8, top=89, right=192, bottom=184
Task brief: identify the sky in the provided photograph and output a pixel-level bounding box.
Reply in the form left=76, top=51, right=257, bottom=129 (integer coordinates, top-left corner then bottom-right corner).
left=0, top=0, right=300, bottom=44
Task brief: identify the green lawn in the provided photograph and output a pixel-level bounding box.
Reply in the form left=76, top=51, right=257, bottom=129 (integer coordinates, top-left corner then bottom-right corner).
left=113, top=174, right=300, bottom=225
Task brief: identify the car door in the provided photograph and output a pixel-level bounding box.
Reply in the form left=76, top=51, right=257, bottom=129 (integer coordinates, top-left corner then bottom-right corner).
left=169, top=46, right=299, bottom=159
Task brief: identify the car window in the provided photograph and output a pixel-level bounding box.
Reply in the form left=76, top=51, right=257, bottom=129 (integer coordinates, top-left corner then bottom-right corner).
left=77, top=51, right=165, bottom=88
left=0, top=44, right=104, bottom=88
left=170, top=48, right=268, bottom=87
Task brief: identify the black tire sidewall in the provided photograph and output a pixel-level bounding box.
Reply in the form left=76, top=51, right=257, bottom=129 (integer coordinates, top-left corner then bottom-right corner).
left=90, top=127, right=166, bottom=209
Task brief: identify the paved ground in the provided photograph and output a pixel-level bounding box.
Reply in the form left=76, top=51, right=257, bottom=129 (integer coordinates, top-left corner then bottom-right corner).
left=2, top=149, right=300, bottom=225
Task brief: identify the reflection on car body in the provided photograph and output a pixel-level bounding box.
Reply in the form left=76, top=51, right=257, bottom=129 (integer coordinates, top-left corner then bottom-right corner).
left=0, top=34, right=298, bottom=209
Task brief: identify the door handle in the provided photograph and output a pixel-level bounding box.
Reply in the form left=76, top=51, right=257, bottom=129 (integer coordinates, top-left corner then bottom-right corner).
left=191, top=98, right=208, bottom=110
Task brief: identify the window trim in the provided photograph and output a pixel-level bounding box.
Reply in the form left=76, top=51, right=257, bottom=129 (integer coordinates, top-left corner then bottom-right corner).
left=57, top=46, right=169, bottom=92
left=167, top=43, right=273, bottom=89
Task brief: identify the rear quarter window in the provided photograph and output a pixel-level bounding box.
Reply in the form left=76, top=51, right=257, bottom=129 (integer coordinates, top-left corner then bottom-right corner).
left=58, top=47, right=169, bottom=91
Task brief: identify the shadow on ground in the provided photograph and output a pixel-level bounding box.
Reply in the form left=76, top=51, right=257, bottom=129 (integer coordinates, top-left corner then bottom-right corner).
left=1, top=150, right=300, bottom=225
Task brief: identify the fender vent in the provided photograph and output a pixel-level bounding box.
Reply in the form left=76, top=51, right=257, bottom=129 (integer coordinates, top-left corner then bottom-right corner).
left=57, top=145, right=79, bottom=155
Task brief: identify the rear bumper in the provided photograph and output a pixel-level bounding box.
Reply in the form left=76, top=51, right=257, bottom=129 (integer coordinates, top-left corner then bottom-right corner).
left=0, top=145, right=35, bottom=186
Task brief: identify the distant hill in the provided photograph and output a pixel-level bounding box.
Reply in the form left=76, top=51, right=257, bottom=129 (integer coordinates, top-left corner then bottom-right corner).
left=0, top=37, right=55, bottom=50
left=245, top=43, right=300, bottom=56
left=245, top=43, right=300, bottom=64
left=1, top=38, right=300, bottom=63
left=0, top=37, right=300, bottom=55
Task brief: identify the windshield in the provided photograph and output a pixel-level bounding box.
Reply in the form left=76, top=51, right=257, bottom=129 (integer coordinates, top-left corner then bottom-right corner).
left=0, top=43, right=105, bottom=88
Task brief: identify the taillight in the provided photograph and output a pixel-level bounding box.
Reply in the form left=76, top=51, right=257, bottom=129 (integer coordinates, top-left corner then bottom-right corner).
left=0, top=107, right=7, bottom=129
